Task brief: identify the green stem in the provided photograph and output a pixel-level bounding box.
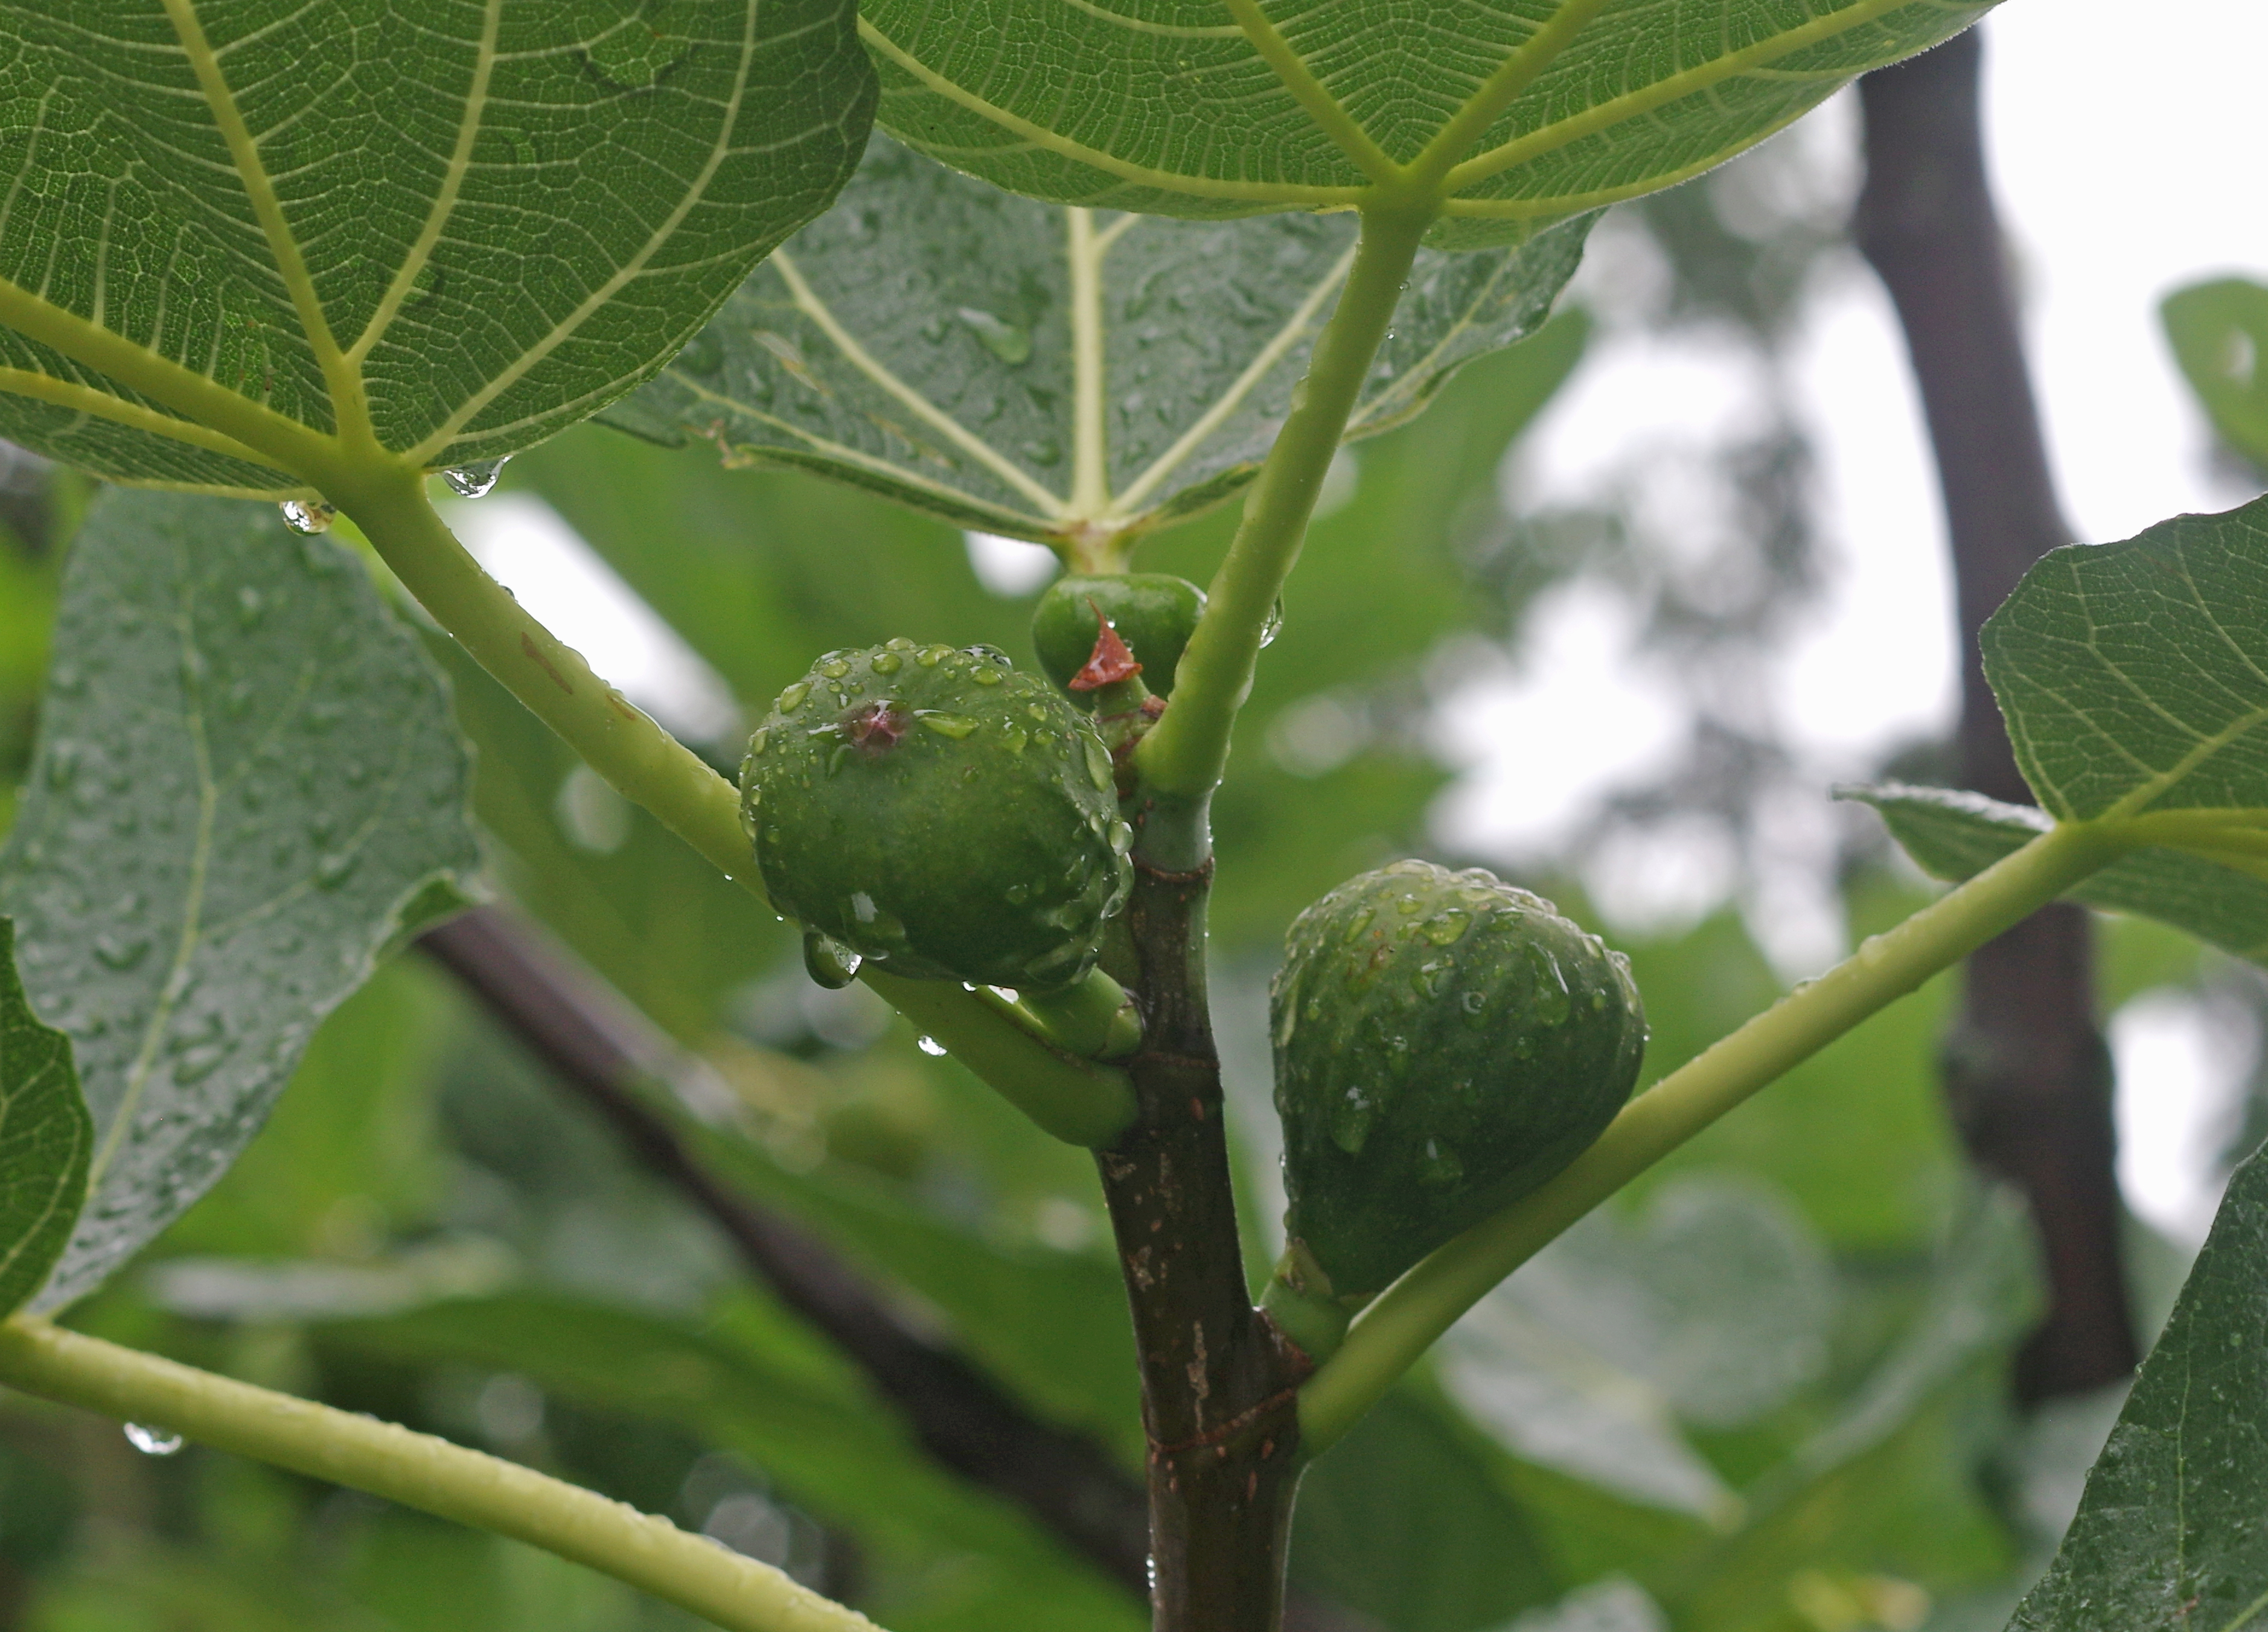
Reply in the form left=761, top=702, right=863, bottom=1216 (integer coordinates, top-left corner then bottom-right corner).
left=1297, top=820, right=2123, bottom=1455
left=0, top=1319, right=880, bottom=1632
left=1132, top=205, right=1431, bottom=800
left=339, top=468, right=753, bottom=880
left=870, top=972, right=1136, bottom=1145
left=336, top=468, right=1136, bottom=1139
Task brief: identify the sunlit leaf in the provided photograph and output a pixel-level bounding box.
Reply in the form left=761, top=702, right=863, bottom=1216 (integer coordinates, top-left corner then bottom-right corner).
left=0, top=1, right=874, bottom=494
left=2162, top=277, right=2268, bottom=470
left=606, top=137, right=1590, bottom=543
left=0, top=916, right=90, bottom=1317
left=2007, top=1143, right=2268, bottom=1631
left=861, top=0, right=1993, bottom=248
left=0, top=489, right=481, bottom=1310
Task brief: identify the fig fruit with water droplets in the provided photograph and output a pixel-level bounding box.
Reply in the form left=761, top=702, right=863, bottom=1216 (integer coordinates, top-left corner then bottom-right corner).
left=740, top=641, right=1133, bottom=991
left=1270, top=860, right=1645, bottom=1302
left=1032, top=573, right=1206, bottom=703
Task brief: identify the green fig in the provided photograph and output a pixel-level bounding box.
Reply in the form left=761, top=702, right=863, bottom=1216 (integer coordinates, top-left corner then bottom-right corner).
left=1032, top=573, right=1206, bottom=703
left=1270, top=860, right=1645, bottom=1301
left=741, top=640, right=1133, bottom=991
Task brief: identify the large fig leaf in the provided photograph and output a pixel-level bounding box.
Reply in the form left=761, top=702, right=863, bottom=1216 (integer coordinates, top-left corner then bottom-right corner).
left=860, top=0, right=1994, bottom=249
left=1856, top=497, right=2268, bottom=941
left=1983, top=496, right=2268, bottom=824
left=604, top=136, right=1592, bottom=543
left=0, top=489, right=481, bottom=1310
left=2007, top=1143, right=2268, bottom=1631
left=2162, top=277, right=2268, bottom=470
left=0, top=0, right=874, bottom=495
left=0, top=918, right=91, bottom=1318
left=1844, top=784, right=2268, bottom=965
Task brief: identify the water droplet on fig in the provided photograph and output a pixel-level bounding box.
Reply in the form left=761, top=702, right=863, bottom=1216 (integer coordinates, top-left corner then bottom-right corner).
left=279, top=499, right=335, bottom=534
left=441, top=456, right=509, bottom=498
left=870, top=650, right=902, bottom=674
left=916, top=1035, right=948, bottom=1057
left=802, top=929, right=862, bottom=989
left=917, top=711, right=979, bottom=739
left=818, top=657, right=852, bottom=680
left=777, top=681, right=811, bottom=715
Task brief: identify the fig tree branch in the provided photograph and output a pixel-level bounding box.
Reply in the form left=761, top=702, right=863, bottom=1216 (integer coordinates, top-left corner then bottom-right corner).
left=1855, top=27, right=2138, bottom=1401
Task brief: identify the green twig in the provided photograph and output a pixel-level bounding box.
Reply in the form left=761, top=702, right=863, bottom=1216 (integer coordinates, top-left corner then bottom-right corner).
left=334, top=470, right=1137, bottom=1140
left=1132, top=204, right=1432, bottom=802
left=1297, top=820, right=2124, bottom=1455
left=0, top=1319, right=881, bottom=1632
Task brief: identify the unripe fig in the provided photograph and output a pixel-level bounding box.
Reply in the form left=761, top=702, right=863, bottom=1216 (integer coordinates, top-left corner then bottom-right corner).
left=1032, top=574, right=1206, bottom=702
left=741, top=640, right=1134, bottom=991
left=1271, top=860, right=1645, bottom=1300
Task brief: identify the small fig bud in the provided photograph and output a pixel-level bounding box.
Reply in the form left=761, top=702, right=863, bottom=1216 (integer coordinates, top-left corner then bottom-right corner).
left=1032, top=574, right=1206, bottom=704
left=1270, top=860, right=1645, bottom=1300
left=741, top=641, right=1133, bottom=991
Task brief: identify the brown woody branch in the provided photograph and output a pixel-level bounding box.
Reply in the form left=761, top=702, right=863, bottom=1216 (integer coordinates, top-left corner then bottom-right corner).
left=1856, top=27, right=2137, bottom=1400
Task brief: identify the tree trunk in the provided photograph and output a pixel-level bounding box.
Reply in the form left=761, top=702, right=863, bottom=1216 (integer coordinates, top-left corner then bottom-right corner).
left=1856, top=27, right=2138, bottom=1400
left=1097, top=838, right=1310, bottom=1632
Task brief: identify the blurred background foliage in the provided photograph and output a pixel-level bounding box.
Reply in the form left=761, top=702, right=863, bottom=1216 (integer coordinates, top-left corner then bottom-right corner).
left=0, top=116, right=2258, bottom=1632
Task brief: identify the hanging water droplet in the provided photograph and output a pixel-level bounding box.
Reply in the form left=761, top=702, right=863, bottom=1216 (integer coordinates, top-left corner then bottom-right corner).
left=92, top=933, right=151, bottom=972
left=916, top=1035, right=948, bottom=1057
left=802, top=928, right=862, bottom=990
left=1259, top=598, right=1284, bottom=648
left=279, top=499, right=335, bottom=534
left=956, top=307, right=1033, bottom=365
left=124, top=1423, right=184, bottom=1456
left=441, top=456, right=510, bottom=499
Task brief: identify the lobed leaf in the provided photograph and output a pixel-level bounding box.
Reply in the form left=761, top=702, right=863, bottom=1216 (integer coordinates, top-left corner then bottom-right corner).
left=1982, top=494, right=2268, bottom=824
left=0, top=918, right=92, bottom=1318
left=0, top=489, right=482, bottom=1310
left=1842, top=783, right=2268, bottom=965
left=0, top=0, right=874, bottom=494
left=2162, top=278, right=2268, bottom=471
left=605, top=136, right=1591, bottom=544
left=2007, top=1143, right=2268, bottom=1631
left=860, top=0, right=1993, bottom=249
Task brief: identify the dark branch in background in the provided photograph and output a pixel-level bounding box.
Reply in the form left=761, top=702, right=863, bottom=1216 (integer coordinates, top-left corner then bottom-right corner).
left=417, top=907, right=1153, bottom=1588
left=418, top=906, right=1377, bottom=1632
left=1857, top=28, right=2138, bottom=1400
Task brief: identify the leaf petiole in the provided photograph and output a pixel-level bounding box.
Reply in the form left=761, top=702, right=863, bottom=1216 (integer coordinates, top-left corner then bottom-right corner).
left=0, top=1319, right=882, bottom=1632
